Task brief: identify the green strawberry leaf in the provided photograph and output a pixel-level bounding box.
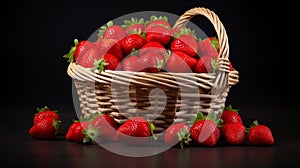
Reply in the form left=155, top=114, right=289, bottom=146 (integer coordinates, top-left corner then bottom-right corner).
left=63, top=39, right=78, bottom=63
left=223, top=104, right=239, bottom=112
left=149, top=122, right=158, bottom=141
left=177, top=127, right=191, bottom=149
left=93, top=58, right=109, bottom=73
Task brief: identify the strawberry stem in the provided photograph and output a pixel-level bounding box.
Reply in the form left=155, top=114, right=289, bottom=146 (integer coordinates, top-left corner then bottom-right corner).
left=63, top=39, right=78, bottom=62
left=93, top=58, right=109, bottom=72
left=177, top=127, right=191, bottom=149
left=223, top=104, right=239, bottom=112
left=149, top=122, right=158, bottom=141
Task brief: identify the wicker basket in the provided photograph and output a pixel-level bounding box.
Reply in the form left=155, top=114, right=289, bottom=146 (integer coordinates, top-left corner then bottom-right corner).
left=67, top=7, right=239, bottom=134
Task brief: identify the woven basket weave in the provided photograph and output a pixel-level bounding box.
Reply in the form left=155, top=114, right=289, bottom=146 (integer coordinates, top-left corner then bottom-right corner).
left=67, top=7, right=239, bottom=133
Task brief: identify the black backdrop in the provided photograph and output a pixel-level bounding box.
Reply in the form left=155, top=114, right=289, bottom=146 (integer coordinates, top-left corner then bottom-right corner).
left=1, top=0, right=294, bottom=137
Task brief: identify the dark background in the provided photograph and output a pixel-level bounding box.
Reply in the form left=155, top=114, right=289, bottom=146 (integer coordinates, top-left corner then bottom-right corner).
left=1, top=0, right=296, bottom=167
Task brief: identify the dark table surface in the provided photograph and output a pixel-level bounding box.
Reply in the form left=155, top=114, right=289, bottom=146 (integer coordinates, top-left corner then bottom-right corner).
left=1, top=104, right=299, bottom=168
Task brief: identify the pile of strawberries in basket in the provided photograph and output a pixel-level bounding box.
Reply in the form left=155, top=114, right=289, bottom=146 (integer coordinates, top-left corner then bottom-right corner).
left=29, top=105, right=275, bottom=147
left=64, top=16, right=233, bottom=73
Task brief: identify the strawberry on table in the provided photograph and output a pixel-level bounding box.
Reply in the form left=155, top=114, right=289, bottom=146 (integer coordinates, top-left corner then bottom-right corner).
left=33, top=106, right=60, bottom=125
left=221, top=105, right=243, bottom=125
left=116, top=116, right=157, bottom=145
left=66, top=120, right=99, bottom=144
left=91, top=113, right=118, bottom=141
left=221, top=122, right=247, bottom=145
left=247, top=120, right=274, bottom=145
left=166, top=51, right=197, bottom=73
left=98, top=21, right=128, bottom=42
left=29, top=116, right=61, bottom=139
left=170, top=27, right=199, bottom=57
left=164, top=122, right=191, bottom=148
left=122, top=17, right=145, bottom=33
left=189, top=112, right=221, bottom=147
left=198, top=37, right=219, bottom=58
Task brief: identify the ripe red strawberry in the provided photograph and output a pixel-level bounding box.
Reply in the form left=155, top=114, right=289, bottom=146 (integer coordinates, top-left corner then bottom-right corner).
left=170, top=28, right=199, bottom=57
left=194, top=55, right=217, bottom=73
left=145, top=15, right=171, bottom=32
left=76, top=47, right=100, bottom=68
left=91, top=113, right=118, bottom=141
left=94, top=53, right=121, bottom=71
left=189, top=112, right=221, bottom=147
left=63, top=39, right=94, bottom=62
left=96, top=37, right=123, bottom=61
left=198, top=37, right=219, bottom=58
left=247, top=120, right=274, bottom=145
left=121, top=55, right=140, bottom=71
left=229, top=61, right=234, bottom=71
left=135, top=52, right=164, bottom=72
left=221, top=123, right=247, bottom=145
left=122, top=17, right=145, bottom=33
left=33, top=106, right=60, bottom=125
left=98, top=21, right=127, bottom=42
left=164, top=122, right=191, bottom=148
left=145, top=25, right=172, bottom=46
left=221, top=105, right=243, bottom=125
left=29, top=116, right=61, bottom=139
left=139, top=41, right=167, bottom=56
left=66, top=120, right=99, bottom=144
left=116, top=117, right=157, bottom=145
left=166, top=51, right=197, bottom=73
left=121, top=33, right=146, bottom=55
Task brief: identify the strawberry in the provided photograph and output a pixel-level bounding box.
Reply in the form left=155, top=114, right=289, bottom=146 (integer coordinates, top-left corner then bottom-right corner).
left=221, top=105, right=243, bottom=125
left=29, top=116, right=61, bottom=139
left=76, top=46, right=100, bottom=68
left=170, top=28, right=199, bottom=57
left=247, top=120, right=274, bottom=145
left=120, top=33, right=146, bottom=56
left=65, top=120, right=100, bottom=144
left=116, top=117, right=157, bottom=145
left=91, top=113, right=118, bottom=141
left=135, top=52, right=164, bottom=73
left=221, top=123, right=247, bottom=145
left=63, top=39, right=94, bottom=62
left=198, top=37, right=219, bottom=58
left=33, top=106, right=60, bottom=125
left=93, top=53, right=121, bottom=72
left=139, top=41, right=167, bottom=56
left=122, top=17, right=145, bottom=33
left=121, top=55, right=139, bottom=71
left=194, top=55, right=217, bottom=73
left=189, top=112, right=221, bottom=147
left=229, top=61, right=234, bottom=71
left=166, top=51, right=197, bottom=73
left=98, top=21, right=127, bottom=42
left=145, top=15, right=171, bottom=32
left=96, top=37, right=123, bottom=61
left=145, top=25, right=172, bottom=46
left=164, top=122, right=191, bottom=148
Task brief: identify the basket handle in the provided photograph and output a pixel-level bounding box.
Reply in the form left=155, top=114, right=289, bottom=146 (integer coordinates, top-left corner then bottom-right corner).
left=173, top=7, right=229, bottom=61
left=174, top=7, right=231, bottom=97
